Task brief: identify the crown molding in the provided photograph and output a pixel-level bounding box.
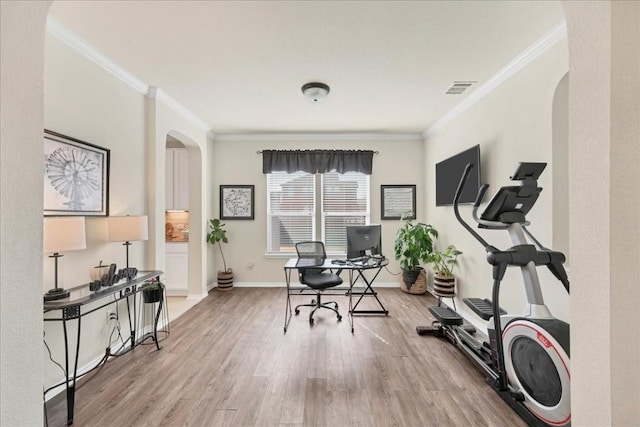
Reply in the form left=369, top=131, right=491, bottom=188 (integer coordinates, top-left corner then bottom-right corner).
left=46, top=16, right=211, bottom=133
left=424, top=20, right=567, bottom=138
left=46, top=16, right=148, bottom=95
left=214, top=132, right=424, bottom=142
left=150, top=88, right=210, bottom=132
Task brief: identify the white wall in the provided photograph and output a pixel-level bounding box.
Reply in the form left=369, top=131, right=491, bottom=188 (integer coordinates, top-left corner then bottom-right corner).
left=424, top=41, right=570, bottom=325
left=564, top=1, right=640, bottom=425
left=209, top=137, right=424, bottom=287
left=0, top=2, right=51, bottom=425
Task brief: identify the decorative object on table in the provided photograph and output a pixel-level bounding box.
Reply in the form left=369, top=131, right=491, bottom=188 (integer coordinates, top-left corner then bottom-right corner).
left=206, top=218, right=233, bottom=290
left=107, top=215, right=148, bottom=270
left=381, top=184, right=416, bottom=220
left=431, top=244, right=463, bottom=301
left=220, top=185, right=254, bottom=220
left=43, top=216, right=87, bottom=301
left=140, top=280, right=165, bottom=303
left=89, top=261, right=114, bottom=291
left=88, top=263, right=137, bottom=291
left=394, top=215, right=438, bottom=294
left=90, top=260, right=110, bottom=282
left=44, top=130, right=110, bottom=217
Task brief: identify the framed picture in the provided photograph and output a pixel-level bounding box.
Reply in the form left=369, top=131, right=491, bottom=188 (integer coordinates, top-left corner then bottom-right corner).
left=381, top=185, right=416, bottom=220
left=44, top=130, right=110, bottom=216
left=220, top=185, right=254, bottom=220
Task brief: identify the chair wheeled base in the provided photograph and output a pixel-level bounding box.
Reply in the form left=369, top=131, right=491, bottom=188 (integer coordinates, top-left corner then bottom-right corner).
left=295, top=293, right=342, bottom=325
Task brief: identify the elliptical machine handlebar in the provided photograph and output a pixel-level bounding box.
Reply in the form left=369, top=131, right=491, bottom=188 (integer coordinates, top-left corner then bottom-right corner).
left=453, top=163, right=570, bottom=293
left=453, top=163, right=491, bottom=249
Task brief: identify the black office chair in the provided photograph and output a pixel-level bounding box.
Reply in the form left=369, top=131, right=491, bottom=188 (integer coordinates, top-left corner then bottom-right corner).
left=294, top=241, right=343, bottom=325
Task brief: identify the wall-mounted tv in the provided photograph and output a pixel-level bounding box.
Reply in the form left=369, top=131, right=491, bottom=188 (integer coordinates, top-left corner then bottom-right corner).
left=435, top=144, right=481, bottom=206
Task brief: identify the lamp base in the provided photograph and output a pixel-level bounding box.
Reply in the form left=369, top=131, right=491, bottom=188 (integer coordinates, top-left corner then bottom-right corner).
left=44, top=288, right=70, bottom=301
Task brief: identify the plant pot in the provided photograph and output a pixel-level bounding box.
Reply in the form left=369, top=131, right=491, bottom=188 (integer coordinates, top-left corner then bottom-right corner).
left=400, top=268, right=427, bottom=294
left=142, top=286, right=164, bottom=303
left=217, top=268, right=234, bottom=291
left=433, top=273, right=456, bottom=298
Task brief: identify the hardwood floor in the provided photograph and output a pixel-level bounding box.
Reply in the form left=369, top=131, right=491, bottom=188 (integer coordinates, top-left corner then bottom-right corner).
left=46, top=287, right=526, bottom=426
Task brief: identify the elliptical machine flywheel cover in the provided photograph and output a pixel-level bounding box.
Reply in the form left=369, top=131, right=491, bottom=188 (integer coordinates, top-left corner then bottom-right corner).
left=502, top=318, right=571, bottom=426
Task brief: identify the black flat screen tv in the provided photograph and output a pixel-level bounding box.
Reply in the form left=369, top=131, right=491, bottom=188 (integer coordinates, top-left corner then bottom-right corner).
left=435, top=144, right=481, bottom=206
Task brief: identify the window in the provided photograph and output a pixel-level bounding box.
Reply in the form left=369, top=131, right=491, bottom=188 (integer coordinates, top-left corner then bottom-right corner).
left=267, top=171, right=370, bottom=255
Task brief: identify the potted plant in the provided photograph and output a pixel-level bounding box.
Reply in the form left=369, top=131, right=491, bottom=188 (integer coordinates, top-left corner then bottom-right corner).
left=206, top=218, right=233, bottom=290
left=140, top=280, right=165, bottom=303
left=431, top=244, right=463, bottom=298
left=394, top=217, right=438, bottom=294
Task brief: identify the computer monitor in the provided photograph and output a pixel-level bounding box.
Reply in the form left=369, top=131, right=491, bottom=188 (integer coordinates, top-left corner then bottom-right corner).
left=346, top=224, right=382, bottom=260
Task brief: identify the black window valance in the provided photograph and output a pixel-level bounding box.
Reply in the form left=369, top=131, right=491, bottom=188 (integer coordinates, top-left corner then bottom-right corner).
left=262, top=149, right=374, bottom=175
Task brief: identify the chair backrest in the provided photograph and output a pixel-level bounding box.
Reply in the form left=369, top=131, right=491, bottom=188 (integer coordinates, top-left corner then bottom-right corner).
left=295, top=241, right=326, bottom=273
left=295, top=241, right=326, bottom=266
left=295, top=241, right=342, bottom=288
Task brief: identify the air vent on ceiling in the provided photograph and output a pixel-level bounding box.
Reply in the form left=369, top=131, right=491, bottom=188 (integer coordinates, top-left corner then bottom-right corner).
left=445, top=81, right=476, bottom=95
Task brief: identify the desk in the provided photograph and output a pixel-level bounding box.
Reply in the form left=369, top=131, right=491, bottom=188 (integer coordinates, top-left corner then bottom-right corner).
left=44, top=270, right=163, bottom=425
left=283, top=259, right=389, bottom=333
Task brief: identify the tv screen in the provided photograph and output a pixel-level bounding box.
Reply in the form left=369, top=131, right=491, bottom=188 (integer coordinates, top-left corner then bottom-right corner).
left=435, top=145, right=481, bottom=206
left=346, top=224, right=382, bottom=260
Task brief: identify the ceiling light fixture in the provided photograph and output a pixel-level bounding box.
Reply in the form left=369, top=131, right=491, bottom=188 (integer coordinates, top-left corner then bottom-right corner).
left=301, top=82, right=330, bottom=103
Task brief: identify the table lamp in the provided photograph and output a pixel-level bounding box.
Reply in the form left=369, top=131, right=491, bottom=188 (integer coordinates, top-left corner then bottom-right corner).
left=108, top=215, right=148, bottom=269
left=43, top=216, right=87, bottom=301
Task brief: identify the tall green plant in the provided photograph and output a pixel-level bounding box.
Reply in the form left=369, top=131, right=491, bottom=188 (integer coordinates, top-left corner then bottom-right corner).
left=394, top=218, right=438, bottom=271
left=206, top=218, right=229, bottom=272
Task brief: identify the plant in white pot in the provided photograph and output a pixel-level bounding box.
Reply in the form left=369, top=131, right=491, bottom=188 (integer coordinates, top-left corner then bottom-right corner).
left=206, top=218, right=233, bottom=291
left=393, top=217, right=438, bottom=294
left=430, top=244, right=462, bottom=299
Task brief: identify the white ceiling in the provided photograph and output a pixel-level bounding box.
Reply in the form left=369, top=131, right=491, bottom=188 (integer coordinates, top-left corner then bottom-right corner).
left=49, top=1, right=565, bottom=136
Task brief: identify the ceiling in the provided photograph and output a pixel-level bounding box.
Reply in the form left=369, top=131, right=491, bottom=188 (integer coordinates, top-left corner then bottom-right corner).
left=48, top=1, right=565, bottom=136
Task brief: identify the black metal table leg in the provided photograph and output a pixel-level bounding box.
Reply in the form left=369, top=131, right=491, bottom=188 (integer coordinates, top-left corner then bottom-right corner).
left=349, top=266, right=389, bottom=315
left=152, top=296, right=163, bottom=350
left=284, top=268, right=293, bottom=333
left=62, top=314, right=82, bottom=425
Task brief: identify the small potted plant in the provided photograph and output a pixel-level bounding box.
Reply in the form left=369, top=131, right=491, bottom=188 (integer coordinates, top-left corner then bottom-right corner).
left=206, top=218, right=233, bottom=290
left=140, top=281, right=165, bottom=303
left=430, top=244, right=463, bottom=298
left=393, top=216, right=438, bottom=294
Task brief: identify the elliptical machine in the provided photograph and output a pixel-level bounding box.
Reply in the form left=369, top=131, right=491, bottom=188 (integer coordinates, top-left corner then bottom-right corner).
left=418, top=162, right=571, bottom=426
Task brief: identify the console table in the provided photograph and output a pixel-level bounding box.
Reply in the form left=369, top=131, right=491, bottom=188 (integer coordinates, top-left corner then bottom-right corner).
left=43, top=270, right=164, bottom=425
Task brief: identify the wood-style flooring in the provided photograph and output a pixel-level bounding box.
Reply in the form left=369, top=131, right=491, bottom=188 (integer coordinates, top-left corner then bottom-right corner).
left=46, top=287, right=526, bottom=426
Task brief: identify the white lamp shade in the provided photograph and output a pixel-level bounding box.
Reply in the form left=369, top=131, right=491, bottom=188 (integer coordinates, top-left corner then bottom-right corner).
left=108, top=215, right=149, bottom=242
left=43, top=217, right=87, bottom=253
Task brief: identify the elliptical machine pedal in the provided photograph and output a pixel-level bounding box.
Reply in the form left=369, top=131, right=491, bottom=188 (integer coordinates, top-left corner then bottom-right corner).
left=416, top=323, right=442, bottom=336
left=429, top=305, right=463, bottom=326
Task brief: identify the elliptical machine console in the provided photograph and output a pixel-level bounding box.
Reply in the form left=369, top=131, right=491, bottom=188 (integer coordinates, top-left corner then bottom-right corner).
left=418, top=162, right=571, bottom=427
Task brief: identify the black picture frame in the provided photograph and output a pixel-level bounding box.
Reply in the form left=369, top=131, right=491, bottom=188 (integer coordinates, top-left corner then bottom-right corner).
left=220, top=185, right=254, bottom=220
left=44, top=130, right=110, bottom=216
left=381, top=185, right=416, bottom=220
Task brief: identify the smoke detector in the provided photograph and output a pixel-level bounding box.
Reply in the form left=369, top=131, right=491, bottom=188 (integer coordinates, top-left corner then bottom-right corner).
left=302, top=82, right=330, bottom=103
